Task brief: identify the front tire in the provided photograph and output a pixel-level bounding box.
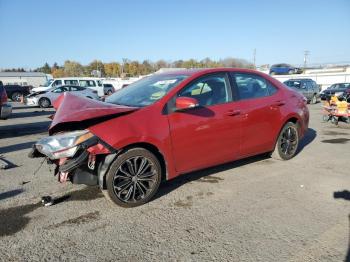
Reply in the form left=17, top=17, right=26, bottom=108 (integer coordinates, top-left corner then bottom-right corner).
left=105, top=148, right=162, bottom=207
left=272, top=122, right=299, bottom=160
left=39, top=97, right=51, bottom=108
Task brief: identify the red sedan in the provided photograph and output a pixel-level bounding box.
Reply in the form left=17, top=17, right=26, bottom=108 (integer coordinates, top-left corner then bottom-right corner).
left=30, top=68, right=309, bottom=207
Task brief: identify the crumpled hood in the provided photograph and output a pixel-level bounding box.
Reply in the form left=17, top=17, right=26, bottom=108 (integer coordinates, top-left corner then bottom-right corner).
left=49, top=93, right=138, bottom=134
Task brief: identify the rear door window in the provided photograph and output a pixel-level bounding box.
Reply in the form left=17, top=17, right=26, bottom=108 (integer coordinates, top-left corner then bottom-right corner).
left=69, top=86, right=85, bottom=91
left=52, top=86, right=68, bottom=93
left=231, top=73, right=277, bottom=100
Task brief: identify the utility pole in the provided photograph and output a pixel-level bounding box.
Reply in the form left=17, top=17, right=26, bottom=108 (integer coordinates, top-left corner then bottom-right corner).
left=253, top=48, right=256, bottom=69
left=303, top=50, right=310, bottom=69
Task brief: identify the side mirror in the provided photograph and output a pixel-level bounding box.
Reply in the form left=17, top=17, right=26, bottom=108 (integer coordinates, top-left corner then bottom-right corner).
left=175, top=97, right=199, bottom=111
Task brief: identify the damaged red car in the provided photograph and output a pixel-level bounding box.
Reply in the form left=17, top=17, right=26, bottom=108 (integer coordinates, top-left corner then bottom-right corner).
left=30, top=68, right=309, bottom=207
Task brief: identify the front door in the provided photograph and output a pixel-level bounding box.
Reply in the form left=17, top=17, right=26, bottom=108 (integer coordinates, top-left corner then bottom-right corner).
left=167, top=73, right=242, bottom=173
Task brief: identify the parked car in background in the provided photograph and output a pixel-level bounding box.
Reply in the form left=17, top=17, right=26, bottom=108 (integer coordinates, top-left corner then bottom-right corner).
left=270, top=64, right=302, bottom=75
left=0, top=81, right=12, bottom=119
left=3, top=84, right=31, bottom=102
left=283, top=79, right=319, bottom=104
left=31, top=78, right=105, bottom=97
left=25, top=85, right=99, bottom=108
left=30, top=68, right=309, bottom=207
left=320, top=83, right=350, bottom=100
left=103, top=84, right=115, bottom=95
left=103, top=77, right=142, bottom=91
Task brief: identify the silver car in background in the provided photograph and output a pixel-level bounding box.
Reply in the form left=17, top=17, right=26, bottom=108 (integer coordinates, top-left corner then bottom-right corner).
left=25, top=85, right=100, bottom=108
left=283, top=79, right=320, bottom=104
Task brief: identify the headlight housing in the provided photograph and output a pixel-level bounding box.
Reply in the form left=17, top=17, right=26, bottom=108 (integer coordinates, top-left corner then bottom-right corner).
left=35, top=130, right=94, bottom=159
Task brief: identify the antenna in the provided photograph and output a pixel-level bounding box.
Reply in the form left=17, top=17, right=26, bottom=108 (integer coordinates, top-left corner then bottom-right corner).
left=253, top=48, right=256, bottom=69
left=303, top=50, right=310, bottom=69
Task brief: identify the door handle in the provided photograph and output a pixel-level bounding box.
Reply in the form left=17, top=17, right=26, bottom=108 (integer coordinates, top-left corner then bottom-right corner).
left=225, top=110, right=241, bottom=116
left=271, top=100, right=286, bottom=107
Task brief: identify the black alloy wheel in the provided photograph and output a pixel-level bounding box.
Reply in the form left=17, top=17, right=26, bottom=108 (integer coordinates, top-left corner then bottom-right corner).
left=272, top=122, right=299, bottom=160
left=105, top=148, right=161, bottom=207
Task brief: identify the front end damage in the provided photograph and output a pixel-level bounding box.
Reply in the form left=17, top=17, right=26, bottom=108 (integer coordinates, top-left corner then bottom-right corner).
left=29, top=129, right=116, bottom=186
left=29, top=93, right=138, bottom=188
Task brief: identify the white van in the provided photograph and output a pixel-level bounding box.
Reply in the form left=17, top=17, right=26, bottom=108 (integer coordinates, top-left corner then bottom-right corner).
left=31, top=77, right=105, bottom=96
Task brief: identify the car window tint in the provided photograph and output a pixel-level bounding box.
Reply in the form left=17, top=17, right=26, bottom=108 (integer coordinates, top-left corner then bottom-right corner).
left=53, top=80, right=62, bottom=87
left=64, top=80, right=79, bottom=85
left=232, top=73, right=270, bottom=100
left=70, top=86, right=80, bottom=91
left=80, top=80, right=96, bottom=87
left=178, top=74, right=230, bottom=106
left=267, top=82, right=278, bottom=95
left=52, top=86, right=68, bottom=93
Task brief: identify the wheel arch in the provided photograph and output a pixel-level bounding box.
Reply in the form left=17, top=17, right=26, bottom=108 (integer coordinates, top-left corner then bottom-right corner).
left=99, top=142, right=168, bottom=190
left=279, top=115, right=301, bottom=138
left=39, top=96, right=51, bottom=105
left=122, top=142, right=167, bottom=182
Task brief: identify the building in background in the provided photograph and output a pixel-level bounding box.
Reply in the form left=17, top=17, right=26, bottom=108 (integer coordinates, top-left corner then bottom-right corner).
left=0, top=72, right=52, bottom=87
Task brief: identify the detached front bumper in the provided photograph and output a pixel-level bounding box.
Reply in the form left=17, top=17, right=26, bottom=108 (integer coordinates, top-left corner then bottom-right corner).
left=29, top=135, right=114, bottom=186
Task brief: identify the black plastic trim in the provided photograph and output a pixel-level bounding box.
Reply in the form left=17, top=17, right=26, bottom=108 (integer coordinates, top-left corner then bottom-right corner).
left=59, top=150, right=89, bottom=173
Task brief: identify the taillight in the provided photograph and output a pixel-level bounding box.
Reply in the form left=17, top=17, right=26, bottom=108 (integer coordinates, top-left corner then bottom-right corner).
left=1, top=91, right=8, bottom=103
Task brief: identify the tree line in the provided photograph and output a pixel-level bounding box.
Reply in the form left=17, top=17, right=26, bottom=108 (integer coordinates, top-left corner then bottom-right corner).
left=13, top=58, right=255, bottom=78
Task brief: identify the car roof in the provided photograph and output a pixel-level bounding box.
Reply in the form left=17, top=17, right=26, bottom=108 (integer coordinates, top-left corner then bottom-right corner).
left=286, top=78, right=313, bottom=81
left=154, top=68, right=263, bottom=77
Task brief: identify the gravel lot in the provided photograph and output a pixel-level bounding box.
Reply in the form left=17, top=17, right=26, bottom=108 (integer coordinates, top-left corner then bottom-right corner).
left=0, top=103, right=349, bottom=262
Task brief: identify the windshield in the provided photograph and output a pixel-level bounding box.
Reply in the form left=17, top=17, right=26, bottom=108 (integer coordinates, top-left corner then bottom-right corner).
left=40, top=79, right=54, bottom=87
left=284, top=81, right=302, bottom=89
left=105, top=74, right=188, bottom=107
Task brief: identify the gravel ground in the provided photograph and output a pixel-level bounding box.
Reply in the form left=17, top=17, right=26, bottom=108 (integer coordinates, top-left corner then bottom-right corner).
left=0, top=102, right=349, bottom=262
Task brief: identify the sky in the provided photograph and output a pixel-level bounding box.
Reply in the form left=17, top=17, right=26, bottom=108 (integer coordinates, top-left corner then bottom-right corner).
left=0, top=0, right=349, bottom=69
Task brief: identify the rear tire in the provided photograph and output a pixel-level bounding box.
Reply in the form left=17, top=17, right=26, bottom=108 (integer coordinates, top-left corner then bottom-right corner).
left=311, top=94, right=317, bottom=104
left=272, top=122, right=299, bottom=160
left=39, top=97, right=51, bottom=108
left=11, top=92, right=22, bottom=102
left=105, top=148, right=162, bottom=207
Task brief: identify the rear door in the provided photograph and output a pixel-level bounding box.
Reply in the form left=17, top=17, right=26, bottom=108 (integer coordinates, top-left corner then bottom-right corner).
left=167, top=73, right=242, bottom=173
left=230, top=72, right=284, bottom=157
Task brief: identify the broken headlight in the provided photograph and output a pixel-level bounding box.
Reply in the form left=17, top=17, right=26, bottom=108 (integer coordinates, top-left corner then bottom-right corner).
left=35, top=130, right=94, bottom=159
